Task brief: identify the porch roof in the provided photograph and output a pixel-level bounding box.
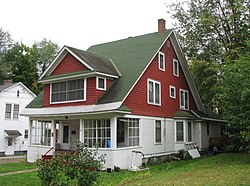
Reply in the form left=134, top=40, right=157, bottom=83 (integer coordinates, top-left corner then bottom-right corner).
left=21, top=101, right=131, bottom=117
left=4, top=130, right=22, bottom=137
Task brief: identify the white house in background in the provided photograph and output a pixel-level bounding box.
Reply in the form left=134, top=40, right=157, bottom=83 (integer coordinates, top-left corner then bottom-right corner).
left=21, top=19, right=226, bottom=169
left=0, top=80, right=36, bottom=156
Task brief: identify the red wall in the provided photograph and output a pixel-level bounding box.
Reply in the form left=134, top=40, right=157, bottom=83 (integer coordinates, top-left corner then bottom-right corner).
left=44, top=78, right=113, bottom=107
left=43, top=52, right=113, bottom=107
left=124, top=39, right=197, bottom=118
left=51, top=53, right=88, bottom=76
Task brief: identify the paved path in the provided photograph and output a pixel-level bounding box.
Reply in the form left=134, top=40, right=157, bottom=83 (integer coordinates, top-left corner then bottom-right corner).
left=0, top=168, right=38, bottom=177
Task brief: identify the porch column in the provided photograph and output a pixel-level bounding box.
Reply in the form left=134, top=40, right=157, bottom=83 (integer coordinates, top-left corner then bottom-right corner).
left=79, top=119, right=84, bottom=142
left=111, top=117, right=117, bottom=149
left=50, top=120, right=56, bottom=147
left=28, top=119, right=33, bottom=145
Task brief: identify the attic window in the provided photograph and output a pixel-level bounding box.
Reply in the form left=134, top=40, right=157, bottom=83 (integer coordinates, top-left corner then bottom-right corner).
left=158, top=52, right=165, bottom=71
left=180, top=89, right=189, bottom=110
left=173, top=59, right=179, bottom=77
left=96, top=77, right=106, bottom=90
left=170, top=86, right=176, bottom=99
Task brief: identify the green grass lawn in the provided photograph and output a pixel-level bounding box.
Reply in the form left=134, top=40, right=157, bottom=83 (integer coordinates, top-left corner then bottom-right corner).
left=0, top=162, right=36, bottom=174
left=0, top=153, right=249, bottom=186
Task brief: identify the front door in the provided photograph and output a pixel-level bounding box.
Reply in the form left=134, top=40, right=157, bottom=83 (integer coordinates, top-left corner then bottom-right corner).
left=5, top=137, right=15, bottom=155
left=61, top=123, right=70, bottom=150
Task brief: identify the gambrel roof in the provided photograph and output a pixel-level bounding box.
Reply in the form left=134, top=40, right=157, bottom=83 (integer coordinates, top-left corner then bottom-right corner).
left=25, top=29, right=205, bottom=113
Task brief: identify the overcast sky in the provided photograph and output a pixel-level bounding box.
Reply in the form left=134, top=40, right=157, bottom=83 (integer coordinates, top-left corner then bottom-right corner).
left=0, top=0, right=177, bottom=50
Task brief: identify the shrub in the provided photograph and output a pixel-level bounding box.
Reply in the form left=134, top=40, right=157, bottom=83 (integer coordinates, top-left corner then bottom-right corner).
left=37, top=143, right=105, bottom=186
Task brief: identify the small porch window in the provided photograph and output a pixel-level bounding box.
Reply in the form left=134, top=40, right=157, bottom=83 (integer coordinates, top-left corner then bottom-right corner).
left=155, top=120, right=162, bottom=143
left=83, top=119, right=111, bottom=148
left=117, top=118, right=140, bottom=148
left=176, top=121, right=184, bottom=142
left=187, top=121, right=192, bottom=142
left=31, top=120, right=51, bottom=146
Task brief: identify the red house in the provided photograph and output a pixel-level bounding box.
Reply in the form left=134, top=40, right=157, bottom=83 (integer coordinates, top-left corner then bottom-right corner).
left=22, top=19, right=225, bottom=169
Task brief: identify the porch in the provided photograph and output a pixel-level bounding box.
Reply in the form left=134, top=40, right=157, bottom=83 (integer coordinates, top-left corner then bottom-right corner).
left=27, top=117, right=142, bottom=169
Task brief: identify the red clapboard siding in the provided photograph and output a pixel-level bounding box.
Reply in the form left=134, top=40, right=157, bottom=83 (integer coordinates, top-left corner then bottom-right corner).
left=124, top=38, right=198, bottom=118
left=51, top=53, right=88, bottom=76
left=43, top=78, right=113, bottom=107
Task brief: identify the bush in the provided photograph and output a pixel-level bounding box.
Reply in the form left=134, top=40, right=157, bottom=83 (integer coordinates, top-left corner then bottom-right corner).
left=177, top=149, right=192, bottom=160
left=37, top=143, right=105, bottom=186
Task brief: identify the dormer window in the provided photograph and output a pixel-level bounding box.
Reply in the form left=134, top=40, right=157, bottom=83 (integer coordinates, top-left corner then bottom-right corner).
left=96, top=77, right=106, bottom=90
left=158, top=52, right=165, bottom=71
left=51, top=79, right=86, bottom=103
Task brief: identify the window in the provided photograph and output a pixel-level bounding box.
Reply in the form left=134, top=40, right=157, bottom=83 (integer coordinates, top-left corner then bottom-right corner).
left=158, top=52, right=165, bottom=71
left=180, top=89, right=189, bottom=110
left=148, top=79, right=161, bottom=105
left=170, top=86, right=176, bottom=99
left=173, top=59, right=179, bottom=77
left=84, top=119, right=111, bottom=148
left=155, top=120, right=162, bottom=143
left=31, top=120, right=51, bottom=146
left=188, top=122, right=192, bottom=142
left=13, top=104, right=19, bottom=119
left=96, top=77, right=106, bottom=90
left=17, top=90, right=20, bottom=97
left=7, top=138, right=13, bottom=146
left=176, top=122, right=184, bottom=142
left=221, top=125, right=226, bottom=136
left=24, top=130, right=28, bottom=138
left=207, top=122, right=210, bottom=135
left=117, top=118, right=140, bottom=148
left=5, top=104, right=12, bottom=119
left=51, top=79, right=85, bottom=103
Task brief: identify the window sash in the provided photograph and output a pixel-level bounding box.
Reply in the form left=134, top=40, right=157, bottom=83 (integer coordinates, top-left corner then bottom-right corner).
left=176, top=122, right=184, bottom=142
left=13, top=104, right=19, bottom=119
left=31, top=120, right=51, bottom=146
left=173, top=59, right=179, bottom=76
left=5, top=104, right=12, bottom=119
left=188, top=122, right=192, bottom=142
left=158, top=52, right=165, bottom=71
left=84, top=119, right=111, bottom=148
left=180, top=90, right=189, bottom=110
left=148, top=79, right=161, bottom=105
left=155, top=120, right=161, bottom=143
left=97, top=77, right=106, bottom=90
left=170, top=86, right=176, bottom=98
left=51, top=79, right=85, bottom=103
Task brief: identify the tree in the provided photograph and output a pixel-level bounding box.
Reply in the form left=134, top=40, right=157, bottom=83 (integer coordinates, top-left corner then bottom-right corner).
left=219, top=40, right=250, bottom=152
left=167, top=0, right=249, bottom=62
left=0, top=28, right=13, bottom=84
left=33, top=38, right=60, bottom=75
left=189, top=59, right=219, bottom=109
left=4, top=43, right=39, bottom=94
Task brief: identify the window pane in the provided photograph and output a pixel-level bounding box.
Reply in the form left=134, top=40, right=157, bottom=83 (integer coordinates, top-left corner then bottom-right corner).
left=5, top=104, right=12, bottom=119
left=155, top=83, right=160, bottom=104
left=13, top=104, right=19, bottom=119
left=176, top=122, right=184, bottom=141
left=98, top=78, right=105, bottom=89
left=148, top=81, right=154, bottom=103
left=188, top=122, right=192, bottom=142
left=155, top=120, right=161, bottom=143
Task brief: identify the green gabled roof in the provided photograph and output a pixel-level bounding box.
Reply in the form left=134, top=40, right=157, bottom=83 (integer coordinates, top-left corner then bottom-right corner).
left=66, top=46, right=120, bottom=76
left=26, top=91, right=44, bottom=108
left=88, top=29, right=173, bottom=104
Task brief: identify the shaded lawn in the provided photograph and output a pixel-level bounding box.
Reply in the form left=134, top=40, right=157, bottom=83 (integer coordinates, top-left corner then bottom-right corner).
left=0, top=162, right=36, bottom=174
left=0, top=153, right=249, bottom=186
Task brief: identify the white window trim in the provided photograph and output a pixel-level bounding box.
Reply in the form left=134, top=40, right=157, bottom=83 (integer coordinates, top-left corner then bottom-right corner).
left=169, top=85, right=176, bottom=99
left=147, top=79, right=161, bottom=106
left=179, top=89, right=189, bottom=110
left=96, top=77, right=106, bottom=90
left=50, top=78, right=87, bottom=104
left=187, top=121, right=193, bottom=142
left=173, top=59, right=179, bottom=77
left=154, top=120, right=162, bottom=144
left=175, top=120, right=185, bottom=143
left=158, top=51, right=165, bottom=71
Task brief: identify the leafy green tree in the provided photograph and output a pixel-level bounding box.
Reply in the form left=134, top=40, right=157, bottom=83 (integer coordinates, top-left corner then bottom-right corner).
left=33, top=38, right=60, bottom=75
left=219, top=40, right=250, bottom=152
left=189, top=59, right=219, bottom=109
left=167, top=0, right=249, bottom=62
left=4, top=43, right=39, bottom=94
left=0, top=28, right=13, bottom=84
